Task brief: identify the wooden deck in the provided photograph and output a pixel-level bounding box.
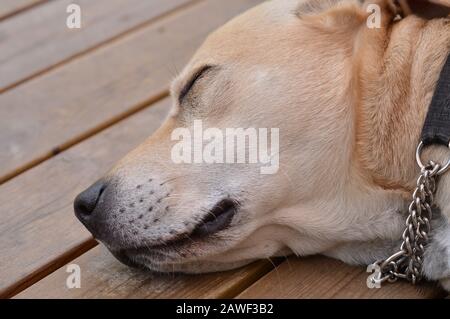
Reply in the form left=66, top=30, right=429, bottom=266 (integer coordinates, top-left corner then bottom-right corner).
left=0, top=0, right=447, bottom=299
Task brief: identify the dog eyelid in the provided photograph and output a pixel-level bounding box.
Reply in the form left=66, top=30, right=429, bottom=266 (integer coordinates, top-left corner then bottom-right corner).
left=178, top=65, right=214, bottom=104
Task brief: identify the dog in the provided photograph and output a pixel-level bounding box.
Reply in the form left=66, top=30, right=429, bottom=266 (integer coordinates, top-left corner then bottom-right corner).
left=74, top=0, right=450, bottom=291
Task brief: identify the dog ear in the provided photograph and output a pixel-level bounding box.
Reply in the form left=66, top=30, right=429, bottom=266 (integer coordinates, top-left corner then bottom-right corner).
left=296, top=0, right=401, bottom=31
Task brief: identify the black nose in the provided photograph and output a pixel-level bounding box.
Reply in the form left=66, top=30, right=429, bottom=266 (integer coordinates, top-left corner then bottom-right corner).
left=74, top=180, right=105, bottom=222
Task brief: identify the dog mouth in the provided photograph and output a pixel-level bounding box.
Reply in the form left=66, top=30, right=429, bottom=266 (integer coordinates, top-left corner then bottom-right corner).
left=111, top=198, right=239, bottom=268
left=192, top=198, right=238, bottom=237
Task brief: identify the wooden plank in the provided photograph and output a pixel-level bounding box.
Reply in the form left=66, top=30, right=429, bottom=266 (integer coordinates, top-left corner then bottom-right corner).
left=0, top=0, right=194, bottom=91
left=0, top=0, right=263, bottom=184
left=0, top=0, right=46, bottom=21
left=237, top=256, right=445, bottom=299
left=15, top=246, right=273, bottom=299
left=0, top=0, right=262, bottom=298
left=0, top=98, right=170, bottom=298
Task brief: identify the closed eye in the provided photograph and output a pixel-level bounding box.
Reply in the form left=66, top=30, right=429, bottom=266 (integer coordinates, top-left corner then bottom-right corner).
left=178, top=65, right=213, bottom=104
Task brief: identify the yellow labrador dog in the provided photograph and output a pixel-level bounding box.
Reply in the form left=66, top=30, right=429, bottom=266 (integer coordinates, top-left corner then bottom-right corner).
left=74, top=0, right=450, bottom=290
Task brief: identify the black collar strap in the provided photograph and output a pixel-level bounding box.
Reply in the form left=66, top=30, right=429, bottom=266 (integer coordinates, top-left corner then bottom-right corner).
left=421, top=54, right=450, bottom=147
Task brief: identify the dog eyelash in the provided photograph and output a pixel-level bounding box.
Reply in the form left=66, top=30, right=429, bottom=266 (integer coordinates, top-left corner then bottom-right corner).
left=178, top=65, right=213, bottom=104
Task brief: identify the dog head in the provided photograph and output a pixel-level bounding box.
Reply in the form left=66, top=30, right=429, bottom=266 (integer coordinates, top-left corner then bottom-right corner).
left=74, top=0, right=450, bottom=274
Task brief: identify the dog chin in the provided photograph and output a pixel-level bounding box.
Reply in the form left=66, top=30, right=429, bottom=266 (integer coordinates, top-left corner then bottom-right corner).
left=110, top=248, right=255, bottom=274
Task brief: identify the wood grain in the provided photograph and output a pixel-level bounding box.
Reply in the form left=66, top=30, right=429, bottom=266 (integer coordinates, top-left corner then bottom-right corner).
left=15, top=246, right=273, bottom=299
left=0, top=98, right=170, bottom=298
left=0, top=0, right=194, bottom=91
left=0, top=0, right=262, bottom=184
left=0, top=0, right=46, bottom=21
left=237, top=256, right=445, bottom=299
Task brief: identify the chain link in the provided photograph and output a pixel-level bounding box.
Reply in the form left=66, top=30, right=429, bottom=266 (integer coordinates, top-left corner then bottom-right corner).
left=368, top=157, right=442, bottom=287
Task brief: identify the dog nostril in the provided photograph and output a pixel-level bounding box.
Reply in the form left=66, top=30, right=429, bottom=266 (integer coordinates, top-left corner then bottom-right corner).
left=74, top=180, right=106, bottom=220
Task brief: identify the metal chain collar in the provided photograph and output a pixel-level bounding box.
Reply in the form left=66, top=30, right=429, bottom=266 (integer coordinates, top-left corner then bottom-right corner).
left=368, top=141, right=450, bottom=288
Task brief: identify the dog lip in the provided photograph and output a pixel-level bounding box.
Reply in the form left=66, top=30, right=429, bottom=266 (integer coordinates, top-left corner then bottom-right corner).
left=191, top=198, right=238, bottom=238
left=110, top=249, right=144, bottom=269
left=110, top=199, right=239, bottom=267
left=129, top=198, right=238, bottom=249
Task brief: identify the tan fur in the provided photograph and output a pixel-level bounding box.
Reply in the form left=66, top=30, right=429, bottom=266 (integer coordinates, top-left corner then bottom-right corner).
left=355, top=8, right=450, bottom=193
left=101, top=0, right=450, bottom=288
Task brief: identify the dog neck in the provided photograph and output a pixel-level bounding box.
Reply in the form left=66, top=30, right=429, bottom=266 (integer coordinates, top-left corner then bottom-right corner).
left=355, top=15, right=450, bottom=195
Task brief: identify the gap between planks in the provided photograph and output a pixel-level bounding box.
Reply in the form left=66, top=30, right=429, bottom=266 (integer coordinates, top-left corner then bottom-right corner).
left=0, top=0, right=264, bottom=185
left=1, top=96, right=278, bottom=298
left=236, top=256, right=446, bottom=299
left=0, top=0, right=205, bottom=185
left=15, top=245, right=281, bottom=299
left=0, top=0, right=265, bottom=297
left=0, top=99, right=169, bottom=297
left=2, top=0, right=447, bottom=300
left=0, top=90, right=168, bottom=185
left=3, top=240, right=97, bottom=299
left=0, top=0, right=203, bottom=95
left=0, top=0, right=49, bottom=22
